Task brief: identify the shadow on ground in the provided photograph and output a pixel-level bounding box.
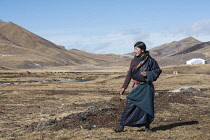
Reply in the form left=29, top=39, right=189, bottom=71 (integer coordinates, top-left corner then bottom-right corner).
left=150, top=121, right=199, bottom=132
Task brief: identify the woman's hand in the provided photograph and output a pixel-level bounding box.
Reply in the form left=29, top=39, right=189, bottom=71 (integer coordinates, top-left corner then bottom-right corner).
left=141, top=72, right=147, bottom=77
left=120, top=88, right=125, bottom=95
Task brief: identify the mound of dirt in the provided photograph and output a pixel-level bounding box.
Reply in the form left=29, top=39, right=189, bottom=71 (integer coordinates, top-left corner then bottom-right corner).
left=27, top=90, right=198, bottom=132
left=0, top=66, right=11, bottom=70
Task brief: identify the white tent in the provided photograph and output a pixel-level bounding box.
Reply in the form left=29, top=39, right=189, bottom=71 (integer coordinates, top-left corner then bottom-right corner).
left=185, top=58, right=206, bottom=65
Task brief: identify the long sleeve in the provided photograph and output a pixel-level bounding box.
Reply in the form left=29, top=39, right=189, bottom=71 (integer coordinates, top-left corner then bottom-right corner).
left=122, top=60, right=134, bottom=89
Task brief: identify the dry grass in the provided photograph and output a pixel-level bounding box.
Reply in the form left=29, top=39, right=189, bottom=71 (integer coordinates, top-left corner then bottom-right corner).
left=0, top=64, right=210, bottom=140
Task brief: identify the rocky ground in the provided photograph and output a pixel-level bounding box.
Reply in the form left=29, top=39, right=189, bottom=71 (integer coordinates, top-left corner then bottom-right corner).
left=0, top=68, right=210, bottom=140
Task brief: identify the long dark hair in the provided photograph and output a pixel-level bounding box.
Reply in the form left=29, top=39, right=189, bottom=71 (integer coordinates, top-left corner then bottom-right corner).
left=134, top=41, right=146, bottom=51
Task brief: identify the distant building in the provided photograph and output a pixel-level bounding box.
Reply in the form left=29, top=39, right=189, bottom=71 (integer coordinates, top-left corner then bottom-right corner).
left=185, top=58, right=206, bottom=65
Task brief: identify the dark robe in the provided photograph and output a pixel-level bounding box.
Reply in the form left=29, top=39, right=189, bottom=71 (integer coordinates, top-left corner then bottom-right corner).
left=120, top=54, right=162, bottom=127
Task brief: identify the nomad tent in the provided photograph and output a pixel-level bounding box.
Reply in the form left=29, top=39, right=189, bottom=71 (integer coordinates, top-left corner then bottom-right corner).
left=185, top=58, right=206, bottom=65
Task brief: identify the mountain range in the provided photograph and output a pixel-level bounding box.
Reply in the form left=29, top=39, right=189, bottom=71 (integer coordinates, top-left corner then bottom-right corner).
left=0, top=20, right=131, bottom=69
left=149, top=37, right=210, bottom=66
left=0, top=20, right=210, bottom=69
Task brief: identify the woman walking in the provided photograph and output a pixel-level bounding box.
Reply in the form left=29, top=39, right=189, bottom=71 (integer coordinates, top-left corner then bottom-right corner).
left=114, top=41, right=162, bottom=133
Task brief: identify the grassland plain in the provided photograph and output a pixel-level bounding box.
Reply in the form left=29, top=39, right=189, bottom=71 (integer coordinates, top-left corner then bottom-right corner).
left=0, top=64, right=210, bottom=140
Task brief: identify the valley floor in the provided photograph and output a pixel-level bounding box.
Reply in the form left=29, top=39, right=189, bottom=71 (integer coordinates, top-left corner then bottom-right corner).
left=0, top=68, right=210, bottom=140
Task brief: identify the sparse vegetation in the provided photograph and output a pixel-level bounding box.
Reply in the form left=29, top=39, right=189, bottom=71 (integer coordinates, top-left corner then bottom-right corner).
left=0, top=64, right=210, bottom=139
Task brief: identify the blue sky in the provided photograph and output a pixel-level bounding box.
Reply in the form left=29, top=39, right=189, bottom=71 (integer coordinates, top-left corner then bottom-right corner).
left=1, top=0, right=210, bottom=54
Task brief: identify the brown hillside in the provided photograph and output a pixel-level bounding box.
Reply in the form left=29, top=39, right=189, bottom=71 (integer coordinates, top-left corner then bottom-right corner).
left=0, top=22, right=62, bottom=50
left=68, top=49, right=132, bottom=67
left=150, top=37, right=201, bottom=57
left=1, top=21, right=122, bottom=67
left=0, top=33, right=15, bottom=45
left=0, top=22, right=106, bottom=68
left=0, top=22, right=82, bottom=68
left=0, top=21, right=132, bottom=69
left=148, top=37, right=210, bottom=66
left=0, top=20, right=6, bottom=25
left=0, top=22, right=80, bottom=63
left=0, top=34, right=74, bottom=69
left=172, top=41, right=210, bottom=56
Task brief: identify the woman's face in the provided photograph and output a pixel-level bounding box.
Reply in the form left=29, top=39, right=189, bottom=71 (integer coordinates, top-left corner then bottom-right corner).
left=134, top=46, right=144, bottom=57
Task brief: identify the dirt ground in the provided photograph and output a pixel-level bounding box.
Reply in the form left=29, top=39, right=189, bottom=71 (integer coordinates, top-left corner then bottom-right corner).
left=0, top=65, right=210, bottom=140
